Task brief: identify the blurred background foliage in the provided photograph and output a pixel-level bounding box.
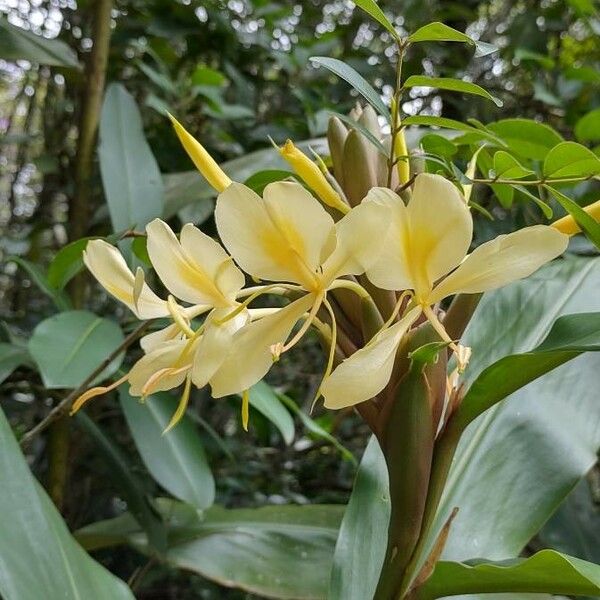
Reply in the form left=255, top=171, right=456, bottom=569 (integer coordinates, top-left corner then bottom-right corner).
left=1, top=0, right=599, bottom=598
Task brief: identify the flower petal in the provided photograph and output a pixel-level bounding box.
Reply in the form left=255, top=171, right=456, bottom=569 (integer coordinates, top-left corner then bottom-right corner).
left=362, top=187, right=414, bottom=290
left=215, top=182, right=335, bottom=288
left=146, top=219, right=240, bottom=307
left=322, top=307, right=421, bottom=409
left=140, top=323, right=184, bottom=353
left=406, top=174, right=472, bottom=297
left=210, top=294, right=316, bottom=397
left=83, top=239, right=168, bottom=319
left=322, top=196, right=392, bottom=282
left=428, top=225, right=569, bottom=304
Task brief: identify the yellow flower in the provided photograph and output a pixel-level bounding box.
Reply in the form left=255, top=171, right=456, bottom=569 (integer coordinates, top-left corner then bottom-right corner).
left=321, top=173, right=569, bottom=409
left=208, top=180, right=390, bottom=397
left=552, top=199, right=600, bottom=235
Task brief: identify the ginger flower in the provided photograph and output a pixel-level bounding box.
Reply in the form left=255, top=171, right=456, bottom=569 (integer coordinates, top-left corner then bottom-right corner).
left=207, top=180, right=390, bottom=398
left=321, top=173, right=569, bottom=409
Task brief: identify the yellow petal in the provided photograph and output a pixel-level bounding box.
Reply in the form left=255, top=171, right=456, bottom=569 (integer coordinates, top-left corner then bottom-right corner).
left=552, top=199, right=600, bottom=235
left=128, top=339, right=191, bottom=396
left=83, top=239, right=168, bottom=319
left=146, top=219, right=242, bottom=306
left=363, top=187, right=414, bottom=290
left=428, top=225, right=569, bottom=304
left=140, top=323, right=184, bottom=353
left=215, top=182, right=335, bottom=289
left=322, top=307, right=422, bottom=409
left=210, top=294, right=316, bottom=397
left=322, top=194, right=393, bottom=283
left=406, top=174, right=472, bottom=298
left=168, top=113, right=232, bottom=193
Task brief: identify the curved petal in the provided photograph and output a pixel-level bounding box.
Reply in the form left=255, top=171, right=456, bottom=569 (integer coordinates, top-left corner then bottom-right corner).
left=191, top=308, right=249, bottom=388
left=83, top=239, right=168, bottom=319
left=139, top=323, right=184, bottom=353
left=362, top=188, right=414, bottom=291
left=128, top=339, right=192, bottom=396
left=215, top=182, right=335, bottom=289
left=209, top=294, right=316, bottom=397
left=322, top=307, right=421, bottom=409
left=428, top=225, right=569, bottom=304
left=146, top=219, right=240, bottom=307
left=407, top=174, right=472, bottom=298
left=322, top=197, right=392, bottom=283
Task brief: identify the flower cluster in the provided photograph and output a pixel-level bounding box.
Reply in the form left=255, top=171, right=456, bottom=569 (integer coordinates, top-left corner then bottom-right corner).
left=73, top=116, right=569, bottom=430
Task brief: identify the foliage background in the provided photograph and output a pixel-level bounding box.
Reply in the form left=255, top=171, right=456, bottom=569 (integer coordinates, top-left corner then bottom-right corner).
left=1, top=0, right=599, bottom=598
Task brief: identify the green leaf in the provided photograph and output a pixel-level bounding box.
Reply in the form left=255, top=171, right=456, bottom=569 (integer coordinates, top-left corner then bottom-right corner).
left=403, top=76, right=502, bottom=106
left=327, top=111, right=388, bottom=155
left=131, top=236, right=151, bottom=265
left=8, top=256, right=71, bottom=310
left=243, top=169, right=296, bottom=195
left=492, top=151, right=534, bottom=179
left=454, top=312, right=600, bottom=430
left=47, top=238, right=94, bottom=289
left=329, top=437, right=389, bottom=600
left=77, top=498, right=343, bottom=600
left=75, top=413, right=167, bottom=553
left=0, top=18, right=80, bottom=68
left=476, top=148, right=514, bottom=208
left=543, top=141, right=600, bottom=179
left=419, top=134, right=457, bottom=159
left=191, top=65, right=227, bottom=87
left=0, top=343, right=31, bottom=384
left=28, top=310, right=124, bottom=389
left=575, top=108, right=600, bottom=144
left=402, top=116, right=502, bottom=144
left=99, top=83, right=164, bottom=233
left=351, top=0, right=398, bottom=38
left=310, top=57, right=391, bottom=122
left=407, top=22, right=497, bottom=57
left=120, top=388, right=215, bottom=510
left=416, top=550, right=600, bottom=599
left=545, top=186, right=600, bottom=249
left=0, top=406, right=133, bottom=600
left=428, top=256, right=600, bottom=564
left=512, top=184, right=553, bottom=218
left=244, top=381, right=295, bottom=445
left=487, top=118, right=563, bottom=160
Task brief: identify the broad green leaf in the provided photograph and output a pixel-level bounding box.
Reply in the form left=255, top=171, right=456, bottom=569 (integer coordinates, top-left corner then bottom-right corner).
left=99, top=83, right=163, bottom=233
left=512, top=184, right=553, bottom=218
left=47, top=238, right=95, bottom=289
left=8, top=256, right=71, bottom=310
left=0, top=406, right=133, bottom=600
left=417, top=550, right=600, bottom=599
left=487, top=118, right=563, bottom=160
left=243, top=169, right=296, bottom=194
left=351, top=0, right=398, bottom=38
left=543, top=141, right=600, bottom=179
left=575, top=108, right=600, bottom=144
left=402, top=116, right=501, bottom=144
left=191, top=65, right=227, bottom=87
left=419, top=134, right=457, bottom=159
left=0, top=18, right=80, bottom=68
left=492, top=151, right=534, bottom=179
left=244, top=381, right=295, bottom=445
left=407, top=22, right=497, bottom=57
left=120, top=388, right=215, bottom=510
left=130, top=235, right=151, bottom=265
left=429, top=256, right=600, bottom=566
left=403, top=76, right=502, bottom=106
left=163, top=138, right=328, bottom=217
left=28, top=310, right=124, bottom=389
left=310, top=57, right=390, bottom=122
left=329, top=437, right=390, bottom=600
left=75, top=413, right=167, bottom=553
left=0, top=343, right=31, bottom=384
left=455, top=312, right=600, bottom=430
left=545, top=186, right=600, bottom=249
left=476, top=148, right=514, bottom=208
left=77, top=498, right=343, bottom=600
left=328, top=111, right=388, bottom=155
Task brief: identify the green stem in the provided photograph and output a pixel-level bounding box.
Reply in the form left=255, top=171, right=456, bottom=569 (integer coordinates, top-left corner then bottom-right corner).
left=387, top=41, right=406, bottom=188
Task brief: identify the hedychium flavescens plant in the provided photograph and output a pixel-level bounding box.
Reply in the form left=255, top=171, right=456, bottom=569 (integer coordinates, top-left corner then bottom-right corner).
left=68, top=10, right=600, bottom=600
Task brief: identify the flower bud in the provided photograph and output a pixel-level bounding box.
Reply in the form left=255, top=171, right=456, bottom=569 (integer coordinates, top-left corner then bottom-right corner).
left=552, top=199, right=600, bottom=235
left=342, top=129, right=379, bottom=206
left=327, top=116, right=348, bottom=186
left=168, top=113, right=232, bottom=193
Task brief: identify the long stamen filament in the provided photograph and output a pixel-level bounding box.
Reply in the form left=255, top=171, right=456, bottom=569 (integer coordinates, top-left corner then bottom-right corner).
left=142, top=365, right=190, bottom=398
left=380, top=290, right=414, bottom=331
left=241, top=389, right=250, bottom=431
left=167, top=295, right=194, bottom=337
left=311, top=296, right=338, bottom=412
left=70, top=373, right=129, bottom=415
left=273, top=293, right=324, bottom=358
left=163, top=374, right=192, bottom=434
left=236, top=284, right=301, bottom=299
left=327, top=278, right=372, bottom=300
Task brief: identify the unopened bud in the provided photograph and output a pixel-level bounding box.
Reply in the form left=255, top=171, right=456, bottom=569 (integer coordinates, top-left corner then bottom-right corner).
left=342, top=129, right=379, bottom=206
left=552, top=199, right=600, bottom=235
left=327, top=116, right=348, bottom=186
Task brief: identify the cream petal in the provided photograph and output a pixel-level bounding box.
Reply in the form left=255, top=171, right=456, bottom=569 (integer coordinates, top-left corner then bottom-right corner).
left=322, top=307, right=421, bottom=409
left=215, top=182, right=334, bottom=288
left=83, top=239, right=168, bottom=319
left=322, top=197, right=392, bottom=283
left=209, top=294, right=316, bottom=397
left=363, top=187, right=414, bottom=290
left=128, top=339, right=191, bottom=396
left=139, top=323, right=184, bottom=353
left=428, top=225, right=569, bottom=304
left=146, top=219, right=236, bottom=307
left=191, top=308, right=249, bottom=388
left=406, top=174, right=472, bottom=297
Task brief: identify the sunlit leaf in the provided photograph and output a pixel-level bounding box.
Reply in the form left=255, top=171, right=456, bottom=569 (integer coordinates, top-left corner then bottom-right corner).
left=543, top=141, right=600, bottom=179
left=403, top=76, right=502, bottom=106
left=492, top=151, right=534, bottom=179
